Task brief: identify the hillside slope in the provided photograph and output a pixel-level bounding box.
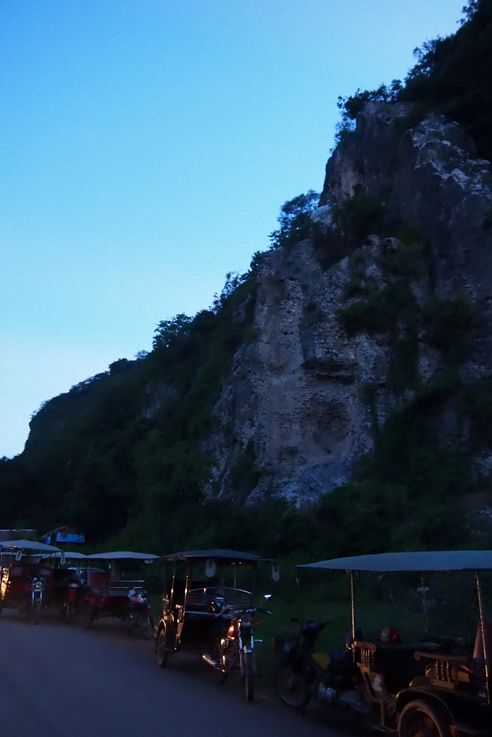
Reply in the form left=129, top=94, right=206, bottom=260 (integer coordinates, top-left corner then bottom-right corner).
left=2, top=1, right=492, bottom=555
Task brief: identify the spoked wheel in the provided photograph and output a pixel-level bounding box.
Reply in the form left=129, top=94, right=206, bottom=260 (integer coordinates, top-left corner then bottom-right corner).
left=242, top=652, right=255, bottom=703
left=139, top=616, right=153, bottom=640
left=31, top=600, right=42, bottom=625
left=274, top=663, right=311, bottom=709
left=215, top=641, right=235, bottom=684
left=398, top=700, right=451, bottom=737
left=82, top=603, right=95, bottom=629
left=65, top=602, right=73, bottom=624
left=156, top=628, right=172, bottom=668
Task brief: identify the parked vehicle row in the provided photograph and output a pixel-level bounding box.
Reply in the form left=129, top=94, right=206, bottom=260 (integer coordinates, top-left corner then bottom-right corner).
left=0, top=540, right=157, bottom=637
left=153, top=548, right=492, bottom=736
left=1, top=541, right=491, bottom=737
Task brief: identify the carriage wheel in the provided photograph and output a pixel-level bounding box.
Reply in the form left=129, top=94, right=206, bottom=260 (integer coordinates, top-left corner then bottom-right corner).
left=398, top=700, right=451, bottom=737
left=156, top=628, right=170, bottom=668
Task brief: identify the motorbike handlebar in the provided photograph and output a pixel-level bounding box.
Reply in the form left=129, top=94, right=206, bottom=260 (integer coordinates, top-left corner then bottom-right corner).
left=216, top=604, right=271, bottom=619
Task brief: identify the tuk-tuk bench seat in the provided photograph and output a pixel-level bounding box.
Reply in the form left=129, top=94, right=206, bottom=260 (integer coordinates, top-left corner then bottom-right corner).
left=357, top=640, right=442, bottom=697
left=414, top=620, right=492, bottom=692
left=185, top=587, right=222, bottom=615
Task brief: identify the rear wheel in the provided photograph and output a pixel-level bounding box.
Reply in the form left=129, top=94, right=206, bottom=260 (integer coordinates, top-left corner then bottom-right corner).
left=243, top=652, right=255, bottom=703
left=156, top=628, right=170, bottom=668
left=31, top=600, right=41, bottom=625
left=398, top=700, right=451, bottom=737
left=82, top=603, right=95, bottom=629
left=274, top=663, right=311, bottom=708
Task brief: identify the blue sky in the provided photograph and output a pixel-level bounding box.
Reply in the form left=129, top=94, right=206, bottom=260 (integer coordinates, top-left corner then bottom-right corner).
left=1, top=0, right=465, bottom=457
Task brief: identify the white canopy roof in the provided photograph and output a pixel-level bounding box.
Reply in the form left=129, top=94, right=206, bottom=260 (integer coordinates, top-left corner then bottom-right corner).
left=87, top=550, right=159, bottom=561
left=0, top=539, right=61, bottom=554
left=299, top=550, right=492, bottom=572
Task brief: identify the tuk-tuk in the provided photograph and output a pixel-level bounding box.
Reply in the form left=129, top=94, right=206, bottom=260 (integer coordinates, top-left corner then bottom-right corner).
left=45, top=551, right=89, bottom=622
left=79, top=550, right=159, bottom=638
left=154, top=548, right=272, bottom=701
left=292, top=550, right=492, bottom=737
left=0, top=539, right=61, bottom=623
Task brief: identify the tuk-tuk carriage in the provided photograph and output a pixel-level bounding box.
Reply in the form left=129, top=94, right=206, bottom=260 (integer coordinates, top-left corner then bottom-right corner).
left=287, top=550, right=492, bottom=737
left=79, top=551, right=159, bottom=638
left=0, top=539, right=62, bottom=623
left=44, top=551, right=88, bottom=622
left=155, top=548, right=274, bottom=701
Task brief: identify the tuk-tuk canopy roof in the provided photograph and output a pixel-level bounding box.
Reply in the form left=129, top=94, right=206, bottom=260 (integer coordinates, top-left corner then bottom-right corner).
left=0, top=539, right=61, bottom=554
left=164, top=548, right=262, bottom=564
left=299, top=550, right=492, bottom=572
left=87, top=550, right=160, bottom=561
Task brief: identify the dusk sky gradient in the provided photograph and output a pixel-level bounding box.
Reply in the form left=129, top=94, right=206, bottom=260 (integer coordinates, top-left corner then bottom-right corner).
left=1, top=0, right=465, bottom=457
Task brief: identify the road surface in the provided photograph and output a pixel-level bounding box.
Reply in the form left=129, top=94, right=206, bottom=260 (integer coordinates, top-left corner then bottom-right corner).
left=0, top=610, right=355, bottom=737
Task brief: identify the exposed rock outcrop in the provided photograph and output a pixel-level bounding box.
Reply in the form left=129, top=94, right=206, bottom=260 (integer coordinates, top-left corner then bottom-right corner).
left=205, top=102, right=492, bottom=504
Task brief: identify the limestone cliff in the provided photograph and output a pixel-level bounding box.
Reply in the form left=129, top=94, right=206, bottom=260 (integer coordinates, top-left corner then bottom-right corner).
left=205, top=102, right=492, bottom=504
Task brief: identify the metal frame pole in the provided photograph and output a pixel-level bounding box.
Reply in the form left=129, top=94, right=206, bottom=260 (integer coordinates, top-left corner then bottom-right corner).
left=475, top=570, right=490, bottom=705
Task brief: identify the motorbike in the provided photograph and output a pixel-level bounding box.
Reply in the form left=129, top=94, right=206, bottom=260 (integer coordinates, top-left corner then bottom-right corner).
left=274, top=618, right=365, bottom=711
left=202, top=597, right=272, bottom=703
left=30, top=574, right=48, bottom=624
left=64, top=580, right=82, bottom=623
left=293, top=551, right=492, bottom=737
left=125, top=586, right=153, bottom=639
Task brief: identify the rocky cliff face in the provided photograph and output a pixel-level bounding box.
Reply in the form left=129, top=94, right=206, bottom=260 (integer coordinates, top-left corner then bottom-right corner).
left=205, top=102, right=492, bottom=505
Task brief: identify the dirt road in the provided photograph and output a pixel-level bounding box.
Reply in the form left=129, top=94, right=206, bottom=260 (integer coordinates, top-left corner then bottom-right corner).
left=0, top=610, right=352, bottom=737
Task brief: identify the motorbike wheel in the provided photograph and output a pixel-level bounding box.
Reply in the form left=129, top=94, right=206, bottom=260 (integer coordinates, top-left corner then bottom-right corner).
left=139, top=616, right=153, bottom=640
left=274, top=663, right=311, bottom=709
left=214, top=640, right=233, bottom=684
left=242, top=652, right=255, bottom=703
left=398, top=700, right=450, bottom=737
left=156, top=628, right=169, bottom=668
left=31, top=600, right=42, bottom=625
left=65, top=602, right=74, bottom=624
left=82, top=603, right=95, bottom=629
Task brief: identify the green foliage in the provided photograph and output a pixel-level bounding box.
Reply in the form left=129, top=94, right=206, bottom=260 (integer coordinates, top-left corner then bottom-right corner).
left=337, top=280, right=416, bottom=336
left=336, top=80, right=402, bottom=140
left=1, top=266, right=259, bottom=546
left=464, top=377, right=492, bottom=447
left=269, top=190, right=319, bottom=250
left=387, top=329, right=419, bottom=393
left=332, top=190, right=387, bottom=245
left=422, top=296, right=475, bottom=361
left=230, top=441, right=262, bottom=499
left=400, top=0, right=492, bottom=160
left=334, top=2, right=492, bottom=161
left=379, top=238, right=427, bottom=279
